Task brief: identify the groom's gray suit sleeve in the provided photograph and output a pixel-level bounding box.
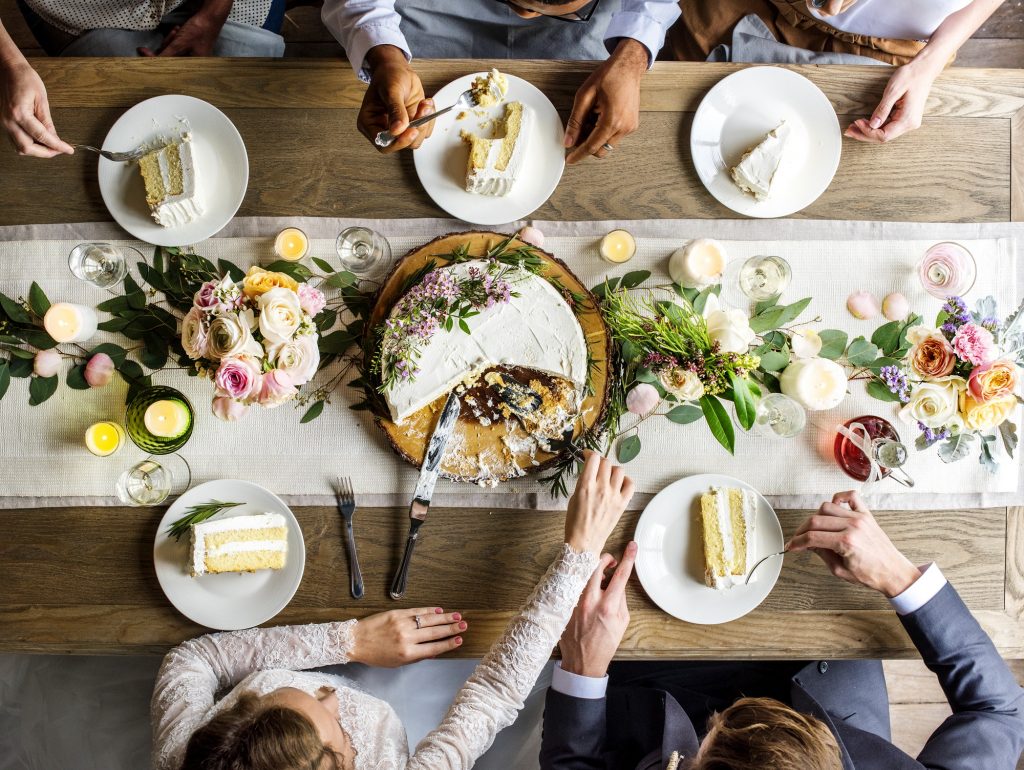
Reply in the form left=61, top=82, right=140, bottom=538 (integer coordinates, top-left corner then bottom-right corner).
left=539, top=689, right=607, bottom=770
left=902, top=582, right=1024, bottom=769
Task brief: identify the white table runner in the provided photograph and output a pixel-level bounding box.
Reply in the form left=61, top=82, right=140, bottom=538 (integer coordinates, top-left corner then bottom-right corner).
left=1, top=217, right=1020, bottom=511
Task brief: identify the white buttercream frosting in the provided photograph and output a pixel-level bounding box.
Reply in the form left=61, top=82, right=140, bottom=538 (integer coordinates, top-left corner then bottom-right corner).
left=730, top=122, right=790, bottom=202
left=464, top=105, right=532, bottom=197
left=708, top=486, right=758, bottom=590
left=383, top=260, right=588, bottom=423
left=189, top=512, right=288, bottom=576
left=152, top=134, right=204, bottom=227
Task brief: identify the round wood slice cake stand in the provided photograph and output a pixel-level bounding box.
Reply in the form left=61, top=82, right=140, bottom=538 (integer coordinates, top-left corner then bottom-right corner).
left=365, top=231, right=611, bottom=484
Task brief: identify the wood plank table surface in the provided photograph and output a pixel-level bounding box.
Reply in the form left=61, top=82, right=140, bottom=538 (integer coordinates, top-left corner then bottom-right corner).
left=1, top=60, right=1022, bottom=658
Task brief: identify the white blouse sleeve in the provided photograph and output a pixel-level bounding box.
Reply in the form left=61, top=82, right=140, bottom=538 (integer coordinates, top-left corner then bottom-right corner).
left=150, top=619, right=358, bottom=770
left=407, top=544, right=599, bottom=769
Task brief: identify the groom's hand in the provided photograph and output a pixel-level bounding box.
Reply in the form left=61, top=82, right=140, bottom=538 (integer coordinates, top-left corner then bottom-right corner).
left=558, top=541, right=637, bottom=678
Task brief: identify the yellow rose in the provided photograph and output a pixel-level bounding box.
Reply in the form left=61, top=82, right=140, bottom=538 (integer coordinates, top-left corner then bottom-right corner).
left=242, top=266, right=299, bottom=298
left=967, top=359, right=1019, bottom=403
left=959, top=392, right=1017, bottom=432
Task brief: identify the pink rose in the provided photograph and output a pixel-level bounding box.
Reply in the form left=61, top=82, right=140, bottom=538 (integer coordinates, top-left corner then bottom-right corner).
left=258, top=369, right=298, bottom=408
left=193, top=281, right=220, bottom=311
left=968, top=359, right=1019, bottom=402
left=194, top=276, right=242, bottom=313
left=33, top=349, right=61, bottom=378
left=297, top=283, right=326, bottom=316
left=84, top=353, right=115, bottom=388
left=952, top=323, right=997, bottom=366
left=212, top=396, right=250, bottom=422
left=214, top=355, right=262, bottom=401
left=626, top=383, right=660, bottom=416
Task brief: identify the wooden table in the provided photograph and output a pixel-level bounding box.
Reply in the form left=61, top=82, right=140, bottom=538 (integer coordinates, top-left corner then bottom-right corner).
left=1, top=60, right=1022, bottom=658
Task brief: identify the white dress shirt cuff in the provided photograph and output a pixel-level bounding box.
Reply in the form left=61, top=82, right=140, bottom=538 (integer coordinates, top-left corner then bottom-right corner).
left=604, top=9, right=677, bottom=68
left=344, top=24, right=412, bottom=83
left=888, top=563, right=947, bottom=616
left=551, top=661, right=609, bottom=699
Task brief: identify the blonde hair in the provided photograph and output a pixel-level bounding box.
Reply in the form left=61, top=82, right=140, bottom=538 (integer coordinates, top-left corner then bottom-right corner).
left=690, top=696, right=843, bottom=770
left=182, top=692, right=347, bottom=770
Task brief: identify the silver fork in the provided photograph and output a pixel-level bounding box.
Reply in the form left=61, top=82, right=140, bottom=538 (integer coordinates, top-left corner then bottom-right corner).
left=374, top=77, right=505, bottom=148
left=336, top=476, right=364, bottom=600
left=745, top=550, right=788, bottom=585
left=72, top=144, right=149, bottom=163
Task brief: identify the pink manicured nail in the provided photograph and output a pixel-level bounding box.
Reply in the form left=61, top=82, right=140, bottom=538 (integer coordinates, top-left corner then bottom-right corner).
left=870, top=118, right=882, bottom=128
left=435, top=607, right=443, bottom=613
left=452, top=612, right=461, bottom=621
left=458, top=621, right=467, bottom=630
left=455, top=637, right=463, bottom=645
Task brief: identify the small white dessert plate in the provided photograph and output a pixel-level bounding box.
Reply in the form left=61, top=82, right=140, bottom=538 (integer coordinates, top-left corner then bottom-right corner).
left=98, top=94, right=248, bottom=247
left=690, top=66, right=841, bottom=219
left=634, top=473, right=784, bottom=625
left=413, top=73, right=565, bottom=225
left=154, top=479, right=305, bottom=631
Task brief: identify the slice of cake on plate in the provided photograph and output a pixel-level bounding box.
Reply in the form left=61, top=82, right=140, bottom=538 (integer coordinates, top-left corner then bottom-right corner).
left=699, top=486, right=757, bottom=589
left=189, top=512, right=288, bottom=576
left=459, top=101, right=531, bottom=197
left=730, top=122, right=790, bottom=202
left=138, top=134, right=204, bottom=227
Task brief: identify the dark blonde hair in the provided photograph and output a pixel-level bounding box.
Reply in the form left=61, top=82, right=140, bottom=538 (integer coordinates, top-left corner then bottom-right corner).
left=690, top=697, right=843, bottom=770
left=182, top=692, right=347, bottom=770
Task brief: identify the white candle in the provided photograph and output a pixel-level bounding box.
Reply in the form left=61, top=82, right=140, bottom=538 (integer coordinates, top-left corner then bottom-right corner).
left=43, top=303, right=98, bottom=343
left=669, top=238, right=727, bottom=289
left=779, top=357, right=847, bottom=411
left=600, top=230, right=636, bottom=264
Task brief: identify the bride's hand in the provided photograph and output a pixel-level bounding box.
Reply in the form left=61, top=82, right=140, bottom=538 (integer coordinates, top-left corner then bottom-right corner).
left=349, top=608, right=467, bottom=666
left=564, top=450, right=634, bottom=554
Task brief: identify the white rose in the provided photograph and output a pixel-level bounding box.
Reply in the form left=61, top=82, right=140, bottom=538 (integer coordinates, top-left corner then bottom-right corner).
left=706, top=308, right=756, bottom=354
left=258, top=287, right=304, bottom=344
left=791, top=329, right=822, bottom=359
left=899, top=375, right=966, bottom=429
left=658, top=367, right=705, bottom=401
left=180, top=306, right=208, bottom=360
left=207, top=312, right=263, bottom=361
left=267, top=334, right=320, bottom=387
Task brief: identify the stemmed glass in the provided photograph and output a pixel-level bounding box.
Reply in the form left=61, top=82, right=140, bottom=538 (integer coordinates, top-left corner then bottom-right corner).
left=115, top=454, right=192, bottom=506
left=720, top=255, right=792, bottom=308
left=753, top=393, right=806, bottom=439
left=68, top=243, right=144, bottom=292
left=336, top=227, right=392, bottom=276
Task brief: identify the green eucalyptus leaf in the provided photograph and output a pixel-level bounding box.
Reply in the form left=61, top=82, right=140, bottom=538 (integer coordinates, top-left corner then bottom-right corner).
left=817, top=330, right=849, bottom=360
left=846, top=337, right=881, bottom=367
left=267, top=260, right=313, bottom=282
left=691, top=286, right=716, bottom=315
left=758, top=349, right=790, bottom=372
left=699, top=395, right=735, bottom=454
left=0, top=361, right=9, bottom=400
left=319, top=329, right=359, bottom=354
left=617, top=434, right=642, bottom=463
left=98, top=317, right=132, bottom=333
left=870, top=321, right=903, bottom=355
left=28, top=282, right=50, bottom=317
left=8, top=357, right=32, bottom=377
left=1, top=345, right=35, bottom=360
left=868, top=357, right=904, bottom=372
left=866, top=380, right=902, bottom=402
left=325, top=271, right=357, bottom=289
left=96, top=295, right=131, bottom=313
left=0, top=291, right=30, bottom=324
left=28, top=375, right=58, bottom=405
left=666, top=404, right=702, bottom=424
left=66, top=364, right=89, bottom=390
left=141, top=335, right=169, bottom=369
left=17, top=328, right=57, bottom=350
left=620, top=270, right=651, bottom=289
left=301, top=400, right=325, bottom=424
left=217, top=259, right=246, bottom=282
left=311, top=257, right=334, bottom=274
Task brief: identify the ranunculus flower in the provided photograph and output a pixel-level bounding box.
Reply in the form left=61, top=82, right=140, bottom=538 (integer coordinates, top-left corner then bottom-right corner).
left=267, top=334, right=320, bottom=387
left=952, top=323, right=997, bottom=366
left=242, top=266, right=299, bottom=299
left=658, top=367, right=705, bottom=402
left=258, top=287, right=304, bottom=344
left=899, top=375, right=966, bottom=429
left=84, top=353, right=115, bottom=388
left=206, top=312, right=262, bottom=361
left=626, top=383, right=660, bottom=415
left=960, top=392, right=1016, bottom=432
left=212, top=396, right=249, bottom=422
left=214, top=355, right=262, bottom=401
left=33, top=349, right=61, bottom=377
left=258, top=369, right=298, bottom=408
left=703, top=296, right=756, bottom=354
left=297, top=283, right=326, bottom=317
left=906, top=326, right=956, bottom=379
left=180, top=306, right=209, bottom=360
left=791, top=329, right=822, bottom=359
left=967, top=359, right=1019, bottom=403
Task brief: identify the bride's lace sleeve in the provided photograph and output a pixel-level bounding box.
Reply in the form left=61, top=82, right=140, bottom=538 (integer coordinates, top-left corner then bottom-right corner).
left=408, top=543, right=598, bottom=769
left=150, top=619, right=357, bottom=770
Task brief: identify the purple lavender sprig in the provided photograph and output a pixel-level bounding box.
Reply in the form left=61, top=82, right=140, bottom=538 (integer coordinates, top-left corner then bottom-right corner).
left=917, top=421, right=951, bottom=444
left=879, top=365, right=911, bottom=403
left=940, top=296, right=972, bottom=338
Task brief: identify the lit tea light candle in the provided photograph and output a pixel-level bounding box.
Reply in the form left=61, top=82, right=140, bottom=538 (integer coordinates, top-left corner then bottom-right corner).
left=600, top=229, right=636, bottom=264
left=274, top=227, right=309, bottom=262
left=43, top=303, right=98, bottom=343
left=144, top=399, right=192, bottom=439
left=669, top=238, right=727, bottom=289
left=84, top=421, right=125, bottom=457
left=779, top=357, right=848, bottom=411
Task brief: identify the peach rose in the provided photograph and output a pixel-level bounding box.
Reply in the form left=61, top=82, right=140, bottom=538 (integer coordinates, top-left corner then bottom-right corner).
left=960, top=392, right=1017, bottom=432
left=242, top=266, right=299, bottom=298
left=906, top=327, right=956, bottom=380
left=967, top=359, right=1018, bottom=403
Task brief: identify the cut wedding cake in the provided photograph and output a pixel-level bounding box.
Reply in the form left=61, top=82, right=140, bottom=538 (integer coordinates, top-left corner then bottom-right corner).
left=189, top=513, right=288, bottom=576
left=382, top=259, right=587, bottom=424
left=699, top=487, right=757, bottom=589
left=460, top=101, right=532, bottom=197
left=138, top=135, right=204, bottom=227
left=730, top=122, right=790, bottom=201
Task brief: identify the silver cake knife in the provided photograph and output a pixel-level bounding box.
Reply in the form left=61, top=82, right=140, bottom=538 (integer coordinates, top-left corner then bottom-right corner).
left=389, top=391, right=461, bottom=600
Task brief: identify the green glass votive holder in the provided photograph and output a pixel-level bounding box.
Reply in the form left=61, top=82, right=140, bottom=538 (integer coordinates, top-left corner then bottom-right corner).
left=125, top=386, right=195, bottom=455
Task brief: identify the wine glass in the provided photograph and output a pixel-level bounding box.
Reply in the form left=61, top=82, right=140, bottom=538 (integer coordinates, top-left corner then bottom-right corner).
left=68, top=243, right=138, bottom=290
left=335, top=226, right=392, bottom=275
left=720, top=255, right=792, bottom=308
left=115, top=454, right=192, bottom=506
left=753, top=393, right=806, bottom=438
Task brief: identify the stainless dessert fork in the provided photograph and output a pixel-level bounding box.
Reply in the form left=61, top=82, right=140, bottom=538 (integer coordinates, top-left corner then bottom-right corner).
left=745, top=550, right=787, bottom=585
left=72, top=144, right=149, bottom=163
left=336, top=476, right=364, bottom=600
left=374, top=77, right=505, bottom=148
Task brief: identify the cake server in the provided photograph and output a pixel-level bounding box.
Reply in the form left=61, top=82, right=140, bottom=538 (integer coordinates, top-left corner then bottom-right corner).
left=389, top=391, right=461, bottom=600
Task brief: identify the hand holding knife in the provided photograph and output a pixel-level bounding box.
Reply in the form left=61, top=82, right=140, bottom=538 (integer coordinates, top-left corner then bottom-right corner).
left=389, top=391, right=461, bottom=600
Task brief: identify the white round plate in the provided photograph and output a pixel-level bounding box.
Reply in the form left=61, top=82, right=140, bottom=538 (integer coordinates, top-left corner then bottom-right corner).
left=413, top=73, right=565, bottom=225
left=634, top=473, right=784, bottom=625
left=690, top=66, right=841, bottom=218
left=154, top=479, right=305, bottom=630
left=98, top=95, right=248, bottom=246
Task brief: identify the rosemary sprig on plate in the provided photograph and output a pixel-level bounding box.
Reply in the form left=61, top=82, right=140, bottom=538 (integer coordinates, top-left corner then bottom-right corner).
left=166, top=500, right=243, bottom=541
